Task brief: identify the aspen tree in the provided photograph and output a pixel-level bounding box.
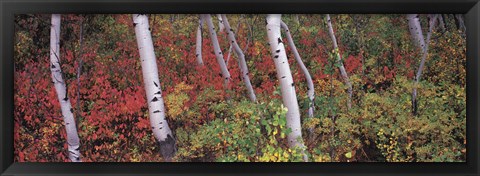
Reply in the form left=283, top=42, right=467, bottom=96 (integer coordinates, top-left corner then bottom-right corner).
left=407, top=14, right=427, bottom=52
left=266, top=14, right=308, bottom=162
left=221, top=14, right=256, bottom=102
left=133, top=14, right=176, bottom=161
left=326, top=14, right=353, bottom=109
left=196, top=15, right=204, bottom=65
left=280, top=21, right=314, bottom=118
left=409, top=14, right=438, bottom=115
left=49, top=14, right=82, bottom=162
left=216, top=14, right=225, bottom=32
left=204, top=14, right=231, bottom=87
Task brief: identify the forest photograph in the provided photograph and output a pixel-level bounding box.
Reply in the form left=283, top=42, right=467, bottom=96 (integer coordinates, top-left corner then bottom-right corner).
left=13, top=14, right=466, bottom=162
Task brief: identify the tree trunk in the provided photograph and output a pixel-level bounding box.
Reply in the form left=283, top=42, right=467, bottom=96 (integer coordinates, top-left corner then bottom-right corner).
left=280, top=20, right=315, bottom=118
left=326, top=14, right=353, bottom=110
left=216, top=14, right=225, bottom=32
left=411, top=14, right=437, bottom=115
left=454, top=14, right=466, bottom=33
left=266, top=14, right=308, bottom=162
left=195, top=15, right=204, bottom=65
left=49, top=14, right=82, bottom=162
left=132, top=14, right=176, bottom=161
left=437, top=14, right=446, bottom=32
left=407, top=14, right=426, bottom=53
left=204, top=14, right=231, bottom=87
left=221, top=14, right=257, bottom=102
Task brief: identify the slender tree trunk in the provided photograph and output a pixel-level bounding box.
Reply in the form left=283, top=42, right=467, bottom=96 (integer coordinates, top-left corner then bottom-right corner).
left=49, top=14, right=82, bottom=162
left=280, top=21, right=315, bottom=118
left=204, top=14, right=231, bottom=87
left=266, top=14, right=308, bottom=162
left=454, top=14, right=466, bottom=33
left=326, top=14, right=353, bottom=110
left=133, top=14, right=176, bottom=161
left=221, top=14, right=257, bottom=102
left=407, top=14, right=426, bottom=53
left=216, top=14, right=225, bottom=32
left=437, top=14, right=446, bottom=32
left=411, top=14, right=438, bottom=115
left=195, top=15, right=204, bottom=65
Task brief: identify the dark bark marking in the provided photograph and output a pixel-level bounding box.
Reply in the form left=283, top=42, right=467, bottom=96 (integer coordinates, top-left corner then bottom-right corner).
left=153, top=81, right=159, bottom=87
left=274, top=55, right=279, bottom=59
left=151, top=97, right=159, bottom=102
left=277, top=38, right=282, bottom=44
left=153, top=110, right=161, bottom=113
left=281, top=76, right=286, bottom=79
left=275, top=49, right=280, bottom=53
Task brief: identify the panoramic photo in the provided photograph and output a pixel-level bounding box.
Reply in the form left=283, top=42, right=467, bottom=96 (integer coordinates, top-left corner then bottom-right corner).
left=13, top=14, right=466, bottom=162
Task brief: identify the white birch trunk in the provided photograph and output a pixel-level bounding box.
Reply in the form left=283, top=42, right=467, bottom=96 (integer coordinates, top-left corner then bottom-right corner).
left=266, top=14, right=307, bottom=162
left=326, top=14, right=353, bottom=110
left=221, top=14, right=257, bottom=102
left=411, top=14, right=437, bottom=115
left=49, top=14, right=82, bottom=162
left=133, top=14, right=176, bottom=161
left=280, top=21, right=315, bottom=118
left=216, top=14, right=225, bottom=32
left=204, top=14, right=231, bottom=87
left=195, top=15, right=204, bottom=65
left=407, top=14, right=426, bottom=53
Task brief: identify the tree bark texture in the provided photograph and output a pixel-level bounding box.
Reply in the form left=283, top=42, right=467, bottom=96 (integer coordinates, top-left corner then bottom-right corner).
left=133, top=14, right=176, bottom=161
left=266, top=14, right=308, bottom=162
left=326, top=14, right=353, bottom=110
left=49, top=14, right=82, bottom=162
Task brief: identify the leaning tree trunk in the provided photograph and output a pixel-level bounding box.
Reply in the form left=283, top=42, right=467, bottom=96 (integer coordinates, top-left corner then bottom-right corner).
left=216, top=14, right=225, bottom=32
left=221, top=14, right=257, bottom=102
left=280, top=21, right=315, bottom=118
left=266, top=14, right=308, bottom=162
left=454, top=14, right=466, bottom=33
left=195, top=15, right=204, bottom=65
left=326, top=14, right=353, bottom=110
left=204, top=14, right=231, bottom=87
left=407, top=14, right=426, bottom=53
left=49, top=14, right=82, bottom=162
left=410, top=14, right=438, bottom=115
left=133, top=14, right=176, bottom=161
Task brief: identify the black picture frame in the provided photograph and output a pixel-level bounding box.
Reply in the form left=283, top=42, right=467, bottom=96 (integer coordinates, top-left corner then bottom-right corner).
left=1, top=0, right=479, bottom=175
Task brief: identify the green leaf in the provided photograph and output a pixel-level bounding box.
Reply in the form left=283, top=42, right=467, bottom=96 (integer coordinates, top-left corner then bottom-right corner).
left=345, top=152, right=352, bottom=159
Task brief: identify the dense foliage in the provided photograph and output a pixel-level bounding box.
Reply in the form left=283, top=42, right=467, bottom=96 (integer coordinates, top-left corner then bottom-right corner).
left=14, top=14, right=466, bottom=162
